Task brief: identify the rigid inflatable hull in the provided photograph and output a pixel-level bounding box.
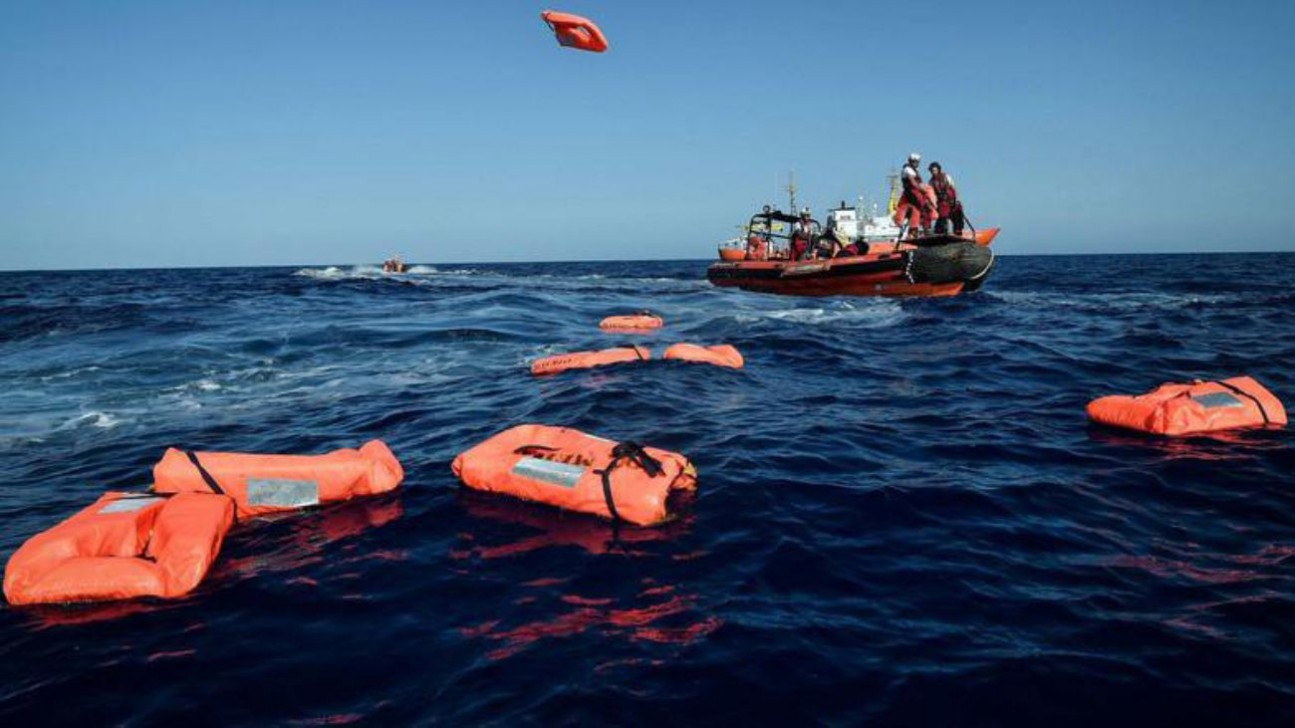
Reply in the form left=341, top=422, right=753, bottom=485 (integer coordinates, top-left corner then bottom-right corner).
left=706, top=246, right=992, bottom=298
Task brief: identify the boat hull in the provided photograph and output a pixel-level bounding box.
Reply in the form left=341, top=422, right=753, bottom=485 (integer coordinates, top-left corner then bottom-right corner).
left=706, top=242, right=994, bottom=298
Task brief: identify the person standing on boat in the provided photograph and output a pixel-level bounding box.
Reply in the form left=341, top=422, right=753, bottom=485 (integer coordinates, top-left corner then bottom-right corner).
left=791, top=208, right=814, bottom=261
left=928, top=162, right=965, bottom=236
left=897, top=153, right=933, bottom=236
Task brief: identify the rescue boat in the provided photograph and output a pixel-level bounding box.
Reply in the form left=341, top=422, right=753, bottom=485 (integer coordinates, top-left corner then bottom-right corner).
left=708, top=209, right=995, bottom=297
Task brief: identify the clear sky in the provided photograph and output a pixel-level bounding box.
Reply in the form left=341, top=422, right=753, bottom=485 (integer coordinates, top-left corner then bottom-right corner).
left=2, top=0, right=1293, bottom=269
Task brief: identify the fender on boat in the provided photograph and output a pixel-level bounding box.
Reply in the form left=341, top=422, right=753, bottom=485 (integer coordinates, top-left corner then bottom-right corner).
left=452, top=425, right=697, bottom=526
left=541, top=10, right=608, bottom=53
left=1086, top=376, right=1286, bottom=436
left=599, top=313, right=663, bottom=331
left=4, top=492, right=235, bottom=605
left=152, top=440, right=404, bottom=517
left=531, top=345, right=650, bottom=376
left=662, top=343, right=744, bottom=369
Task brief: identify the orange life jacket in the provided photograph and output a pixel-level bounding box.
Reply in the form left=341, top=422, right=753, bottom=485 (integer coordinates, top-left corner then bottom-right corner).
left=1086, top=376, right=1286, bottom=436
left=599, top=313, right=663, bottom=331
left=451, top=424, right=697, bottom=526
left=540, top=11, right=609, bottom=53
left=662, top=343, right=744, bottom=369
left=531, top=345, right=650, bottom=376
left=3, top=491, right=235, bottom=605
left=152, top=440, right=404, bottom=517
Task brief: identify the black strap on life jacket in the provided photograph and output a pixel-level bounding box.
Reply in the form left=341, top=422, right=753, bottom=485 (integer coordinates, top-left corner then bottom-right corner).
left=181, top=450, right=237, bottom=523
left=616, top=345, right=648, bottom=361
left=1212, top=380, right=1271, bottom=425
left=514, top=444, right=559, bottom=454
left=184, top=451, right=228, bottom=496
left=593, top=441, right=664, bottom=523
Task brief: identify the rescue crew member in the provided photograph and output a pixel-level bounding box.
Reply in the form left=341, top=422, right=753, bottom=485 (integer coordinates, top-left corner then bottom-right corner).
left=928, top=162, right=965, bottom=236
left=790, top=208, right=814, bottom=261
left=900, top=152, right=933, bottom=236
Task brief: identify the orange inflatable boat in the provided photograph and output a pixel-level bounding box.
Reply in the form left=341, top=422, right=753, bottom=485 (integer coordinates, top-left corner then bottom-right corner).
left=531, top=345, right=650, bottom=376
left=152, top=440, right=404, bottom=517
left=662, top=343, right=744, bottom=369
left=541, top=10, right=608, bottom=53
left=1086, top=376, right=1287, bottom=436
left=451, top=424, right=697, bottom=526
left=599, top=313, right=663, bottom=331
left=4, top=492, right=235, bottom=605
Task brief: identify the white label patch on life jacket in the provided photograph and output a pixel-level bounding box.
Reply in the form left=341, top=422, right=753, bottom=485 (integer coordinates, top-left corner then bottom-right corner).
left=512, top=456, right=585, bottom=488
left=246, top=478, right=320, bottom=509
left=100, top=496, right=167, bottom=514
left=1191, top=392, right=1244, bottom=410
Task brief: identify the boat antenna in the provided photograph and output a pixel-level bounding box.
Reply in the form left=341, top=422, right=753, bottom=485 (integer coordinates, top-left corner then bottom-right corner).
left=786, top=171, right=797, bottom=214
left=886, top=169, right=900, bottom=215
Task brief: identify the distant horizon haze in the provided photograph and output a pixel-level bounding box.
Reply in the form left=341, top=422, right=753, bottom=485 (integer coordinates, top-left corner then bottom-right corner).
left=3, top=0, right=1293, bottom=271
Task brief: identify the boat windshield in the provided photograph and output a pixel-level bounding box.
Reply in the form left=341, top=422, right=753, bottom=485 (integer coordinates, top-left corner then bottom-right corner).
left=746, top=211, right=820, bottom=259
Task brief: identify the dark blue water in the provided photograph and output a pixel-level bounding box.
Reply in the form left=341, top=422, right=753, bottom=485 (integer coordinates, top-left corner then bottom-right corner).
left=2, top=255, right=1294, bottom=725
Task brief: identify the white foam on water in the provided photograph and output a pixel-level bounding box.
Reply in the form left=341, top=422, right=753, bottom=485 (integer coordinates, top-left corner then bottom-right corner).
left=731, top=300, right=906, bottom=329
left=39, top=365, right=102, bottom=382
left=69, top=411, right=122, bottom=430
left=992, top=290, right=1238, bottom=310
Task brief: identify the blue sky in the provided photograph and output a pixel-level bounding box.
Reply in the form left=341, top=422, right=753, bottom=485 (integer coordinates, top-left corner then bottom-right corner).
left=2, top=0, right=1293, bottom=269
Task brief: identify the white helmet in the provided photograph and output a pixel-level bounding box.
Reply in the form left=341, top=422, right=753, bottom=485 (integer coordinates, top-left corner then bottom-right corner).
left=908, top=152, right=921, bottom=163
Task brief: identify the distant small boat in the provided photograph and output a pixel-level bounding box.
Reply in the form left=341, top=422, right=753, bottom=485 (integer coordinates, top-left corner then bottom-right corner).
left=381, top=256, right=409, bottom=274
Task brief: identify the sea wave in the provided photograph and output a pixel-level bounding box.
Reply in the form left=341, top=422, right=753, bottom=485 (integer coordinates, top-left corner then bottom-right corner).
left=1, top=254, right=1294, bottom=725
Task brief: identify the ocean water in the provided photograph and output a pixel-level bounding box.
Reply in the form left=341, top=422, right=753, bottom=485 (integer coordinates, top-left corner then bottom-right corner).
left=1, top=254, right=1293, bottom=725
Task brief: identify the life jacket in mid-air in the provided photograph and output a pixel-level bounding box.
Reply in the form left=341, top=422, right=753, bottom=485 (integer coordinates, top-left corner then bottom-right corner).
left=541, top=11, right=609, bottom=53
left=451, top=424, right=697, bottom=526
left=3, top=491, right=236, bottom=605
left=1086, top=376, right=1286, bottom=436
left=152, top=440, right=405, bottom=517
left=531, top=345, right=651, bottom=376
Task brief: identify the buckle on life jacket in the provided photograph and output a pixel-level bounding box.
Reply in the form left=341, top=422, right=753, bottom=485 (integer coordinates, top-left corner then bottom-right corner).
left=594, top=442, right=665, bottom=523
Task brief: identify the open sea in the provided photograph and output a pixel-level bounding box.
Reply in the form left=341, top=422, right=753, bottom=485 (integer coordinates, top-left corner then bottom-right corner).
left=1, top=253, right=1293, bottom=726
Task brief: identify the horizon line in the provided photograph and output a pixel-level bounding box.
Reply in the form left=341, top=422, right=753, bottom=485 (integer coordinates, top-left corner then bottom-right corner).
left=2, top=247, right=1294, bottom=274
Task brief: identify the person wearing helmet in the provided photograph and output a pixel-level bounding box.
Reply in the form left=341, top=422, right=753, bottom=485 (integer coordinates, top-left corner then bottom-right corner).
left=928, top=162, right=965, bottom=236
left=790, top=208, right=815, bottom=261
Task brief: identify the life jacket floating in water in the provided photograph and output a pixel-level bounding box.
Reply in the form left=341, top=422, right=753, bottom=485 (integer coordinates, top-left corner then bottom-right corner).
left=599, top=313, right=663, bottom=331
left=531, top=345, right=650, bottom=376
left=1086, top=376, right=1286, bottom=436
left=541, top=10, right=609, bottom=53
left=451, top=424, right=697, bottom=526
left=152, top=440, right=404, bottom=517
left=3, top=492, right=235, bottom=605
left=662, top=343, right=744, bottom=369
